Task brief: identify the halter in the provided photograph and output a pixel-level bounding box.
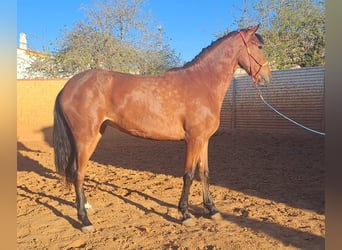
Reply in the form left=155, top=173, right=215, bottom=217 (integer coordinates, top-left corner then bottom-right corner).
left=238, top=31, right=269, bottom=85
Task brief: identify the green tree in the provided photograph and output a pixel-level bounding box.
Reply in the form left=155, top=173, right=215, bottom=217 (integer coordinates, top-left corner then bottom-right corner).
left=232, top=0, right=325, bottom=69
left=29, top=0, right=181, bottom=78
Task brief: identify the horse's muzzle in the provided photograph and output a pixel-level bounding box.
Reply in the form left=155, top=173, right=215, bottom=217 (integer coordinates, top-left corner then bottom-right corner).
left=257, top=73, right=272, bottom=87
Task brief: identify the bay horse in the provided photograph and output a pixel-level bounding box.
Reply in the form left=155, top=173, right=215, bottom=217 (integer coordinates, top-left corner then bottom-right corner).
left=53, top=24, right=271, bottom=232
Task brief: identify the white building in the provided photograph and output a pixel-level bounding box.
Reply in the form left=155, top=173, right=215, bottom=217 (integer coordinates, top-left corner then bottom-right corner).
left=17, top=33, right=48, bottom=79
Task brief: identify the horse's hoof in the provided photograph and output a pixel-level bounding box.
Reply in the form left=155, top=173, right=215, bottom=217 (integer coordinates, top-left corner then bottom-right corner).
left=182, top=218, right=196, bottom=227
left=211, top=212, right=223, bottom=221
left=81, top=225, right=94, bottom=233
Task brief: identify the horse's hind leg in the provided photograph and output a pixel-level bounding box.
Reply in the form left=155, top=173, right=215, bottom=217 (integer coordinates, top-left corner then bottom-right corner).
left=74, top=174, right=92, bottom=232
left=198, top=143, right=221, bottom=220
left=74, top=133, right=102, bottom=232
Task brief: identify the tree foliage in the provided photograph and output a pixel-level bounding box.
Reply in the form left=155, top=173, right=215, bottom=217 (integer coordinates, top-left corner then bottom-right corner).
left=232, top=0, right=325, bottom=69
left=29, top=0, right=181, bottom=78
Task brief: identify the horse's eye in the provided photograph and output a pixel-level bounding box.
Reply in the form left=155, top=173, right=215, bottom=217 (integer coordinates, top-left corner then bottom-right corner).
left=258, top=45, right=264, bottom=49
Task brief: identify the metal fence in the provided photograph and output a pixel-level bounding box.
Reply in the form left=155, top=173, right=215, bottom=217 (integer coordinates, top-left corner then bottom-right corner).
left=218, top=66, right=325, bottom=133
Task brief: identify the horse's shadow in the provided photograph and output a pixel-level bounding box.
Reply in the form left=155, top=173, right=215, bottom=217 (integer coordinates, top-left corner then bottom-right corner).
left=87, top=178, right=180, bottom=224
left=219, top=211, right=324, bottom=248
left=17, top=185, right=82, bottom=230
left=17, top=140, right=82, bottom=229
left=17, top=141, right=56, bottom=180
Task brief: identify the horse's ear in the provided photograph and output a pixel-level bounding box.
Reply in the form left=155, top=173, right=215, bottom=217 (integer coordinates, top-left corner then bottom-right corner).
left=247, top=24, right=260, bottom=35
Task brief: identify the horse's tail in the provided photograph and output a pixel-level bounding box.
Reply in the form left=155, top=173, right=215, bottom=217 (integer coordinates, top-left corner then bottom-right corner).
left=53, top=92, right=77, bottom=186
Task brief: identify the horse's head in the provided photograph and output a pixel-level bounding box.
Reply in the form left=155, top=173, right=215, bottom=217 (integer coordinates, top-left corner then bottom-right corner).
left=237, top=24, right=272, bottom=86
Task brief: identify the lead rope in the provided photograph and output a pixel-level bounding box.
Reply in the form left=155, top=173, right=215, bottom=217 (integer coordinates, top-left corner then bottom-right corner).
left=255, top=86, right=326, bottom=136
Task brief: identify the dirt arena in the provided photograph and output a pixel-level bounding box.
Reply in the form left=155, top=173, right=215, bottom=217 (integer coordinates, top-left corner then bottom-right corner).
left=17, top=127, right=324, bottom=249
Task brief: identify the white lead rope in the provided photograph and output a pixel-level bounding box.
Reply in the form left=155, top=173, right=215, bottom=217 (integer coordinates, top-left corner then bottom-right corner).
left=255, top=87, right=326, bottom=136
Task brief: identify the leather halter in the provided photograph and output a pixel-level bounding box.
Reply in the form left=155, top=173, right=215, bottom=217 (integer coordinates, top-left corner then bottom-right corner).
left=238, top=31, right=268, bottom=85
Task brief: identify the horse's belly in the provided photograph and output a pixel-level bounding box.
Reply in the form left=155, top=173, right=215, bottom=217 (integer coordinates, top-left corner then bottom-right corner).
left=125, top=126, right=185, bottom=140
left=110, top=112, right=185, bottom=141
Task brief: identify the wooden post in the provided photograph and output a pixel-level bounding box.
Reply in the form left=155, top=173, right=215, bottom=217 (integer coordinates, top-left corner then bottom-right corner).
left=231, top=77, right=237, bottom=130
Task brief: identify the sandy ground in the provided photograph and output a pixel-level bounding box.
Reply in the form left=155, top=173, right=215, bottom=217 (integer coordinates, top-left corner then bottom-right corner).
left=17, top=129, right=324, bottom=249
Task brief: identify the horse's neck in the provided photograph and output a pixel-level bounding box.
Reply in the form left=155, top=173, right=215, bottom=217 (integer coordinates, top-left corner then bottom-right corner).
left=185, top=36, right=241, bottom=102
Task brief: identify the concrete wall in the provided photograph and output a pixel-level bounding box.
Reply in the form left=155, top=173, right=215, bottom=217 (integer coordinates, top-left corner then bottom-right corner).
left=17, top=78, right=68, bottom=142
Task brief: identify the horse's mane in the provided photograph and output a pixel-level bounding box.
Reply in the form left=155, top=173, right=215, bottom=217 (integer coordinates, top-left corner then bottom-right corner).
left=182, top=30, right=240, bottom=68
left=168, top=28, right=264, bottom=71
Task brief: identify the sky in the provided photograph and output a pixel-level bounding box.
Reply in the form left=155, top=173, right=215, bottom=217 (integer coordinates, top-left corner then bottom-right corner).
left=17, top=0, right=246, bottom=63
